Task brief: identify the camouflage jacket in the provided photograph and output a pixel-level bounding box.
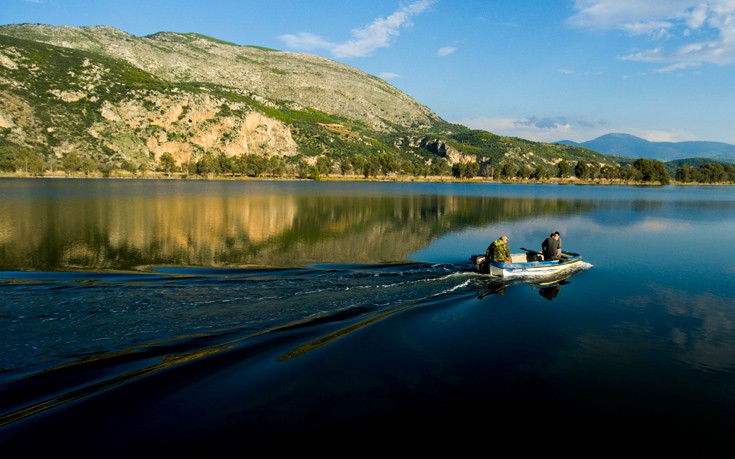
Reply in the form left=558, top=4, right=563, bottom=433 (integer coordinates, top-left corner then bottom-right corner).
left=487, top=238, right=511, bottom=262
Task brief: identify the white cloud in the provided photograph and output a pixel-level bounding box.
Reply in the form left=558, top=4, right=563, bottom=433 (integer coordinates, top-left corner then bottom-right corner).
left=437, top=46, right=457, bottom=57
left=456, top=115, right=695, bottom=143
left=653, top=61, right=702, bottom=73
left=686, top=3, right=709, bottom=29
left=619, top=47, right=664, bottom=61
left=379, top=72, right=401, bottom=80
left=567, top=0, right=735, bottom=66
left=280, top=0, right=436, bottom=58
left=633, top=129, right=696, bottom=142
left=333, top=0, right=436, bottom=58
left=566, top=0, right=694, bottom=30
left=458, top=116, right=579, bottom=142
left=278, top=32, right=335, bottom=52
left=620, top=20, right=673, bottom=38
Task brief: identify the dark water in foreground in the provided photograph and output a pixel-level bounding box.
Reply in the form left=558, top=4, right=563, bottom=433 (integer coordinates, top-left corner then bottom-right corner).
left=1, top=179, right=735, bottom=453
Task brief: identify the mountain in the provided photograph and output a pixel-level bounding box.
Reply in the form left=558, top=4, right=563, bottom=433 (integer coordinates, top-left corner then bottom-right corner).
left=557, top=133, right=735, bottom=163
left=0, top=23, right=614, bottom=176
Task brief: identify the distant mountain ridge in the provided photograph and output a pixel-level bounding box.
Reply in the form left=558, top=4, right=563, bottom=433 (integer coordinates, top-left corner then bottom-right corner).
left=557, top=133, right=735, bottom=163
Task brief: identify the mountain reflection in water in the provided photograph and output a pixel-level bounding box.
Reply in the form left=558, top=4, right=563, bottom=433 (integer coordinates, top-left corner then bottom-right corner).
left=0, top=178, right=590, bottom=270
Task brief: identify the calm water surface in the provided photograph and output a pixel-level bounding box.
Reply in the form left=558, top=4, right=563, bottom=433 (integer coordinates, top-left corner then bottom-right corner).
left=1, top=178, right=734, bottom=453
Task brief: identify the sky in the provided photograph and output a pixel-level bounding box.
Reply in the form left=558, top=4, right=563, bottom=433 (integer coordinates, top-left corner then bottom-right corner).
left=4, top=0, right=735, bottom=144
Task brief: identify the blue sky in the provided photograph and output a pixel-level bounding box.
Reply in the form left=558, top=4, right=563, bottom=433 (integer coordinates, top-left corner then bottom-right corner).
left=4, top=0, right=735, bottom=144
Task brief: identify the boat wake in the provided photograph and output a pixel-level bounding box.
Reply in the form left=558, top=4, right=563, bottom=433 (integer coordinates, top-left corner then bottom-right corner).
left=0, top=261, right=479, bottom=429
left=0, top=259, right=590, bottom=431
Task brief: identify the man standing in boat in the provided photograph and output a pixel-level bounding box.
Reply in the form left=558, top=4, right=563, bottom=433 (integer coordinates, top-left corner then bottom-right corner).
left=542, top=231, right=562, bottom=260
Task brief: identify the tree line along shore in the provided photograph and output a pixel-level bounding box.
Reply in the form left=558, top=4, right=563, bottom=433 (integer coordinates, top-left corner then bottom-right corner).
left=2, top=149, right=735, bottom=185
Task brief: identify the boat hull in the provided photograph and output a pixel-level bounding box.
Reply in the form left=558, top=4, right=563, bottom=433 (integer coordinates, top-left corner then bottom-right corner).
left=471, top=252, right=583, bottom=278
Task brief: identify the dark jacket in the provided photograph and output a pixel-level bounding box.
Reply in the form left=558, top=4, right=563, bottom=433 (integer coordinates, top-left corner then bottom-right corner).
left=542, top=236, right=561, bottom=260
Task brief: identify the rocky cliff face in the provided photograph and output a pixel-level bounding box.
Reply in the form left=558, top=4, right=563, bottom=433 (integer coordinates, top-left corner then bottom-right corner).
left=95, top=94, right=299, bottom=166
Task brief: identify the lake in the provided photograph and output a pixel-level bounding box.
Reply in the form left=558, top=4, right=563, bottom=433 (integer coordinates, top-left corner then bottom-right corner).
left=1, top=178, right=734, bottom=454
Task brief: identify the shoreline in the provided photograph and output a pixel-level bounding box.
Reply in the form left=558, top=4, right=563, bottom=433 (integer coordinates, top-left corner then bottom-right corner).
left=1, top=171, right=730, bottom=186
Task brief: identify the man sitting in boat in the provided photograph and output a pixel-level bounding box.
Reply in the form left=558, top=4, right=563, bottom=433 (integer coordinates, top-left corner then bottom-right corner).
left=487, top=235, right=512, bottom=263
left=541, top=231, right=562, bottom=260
